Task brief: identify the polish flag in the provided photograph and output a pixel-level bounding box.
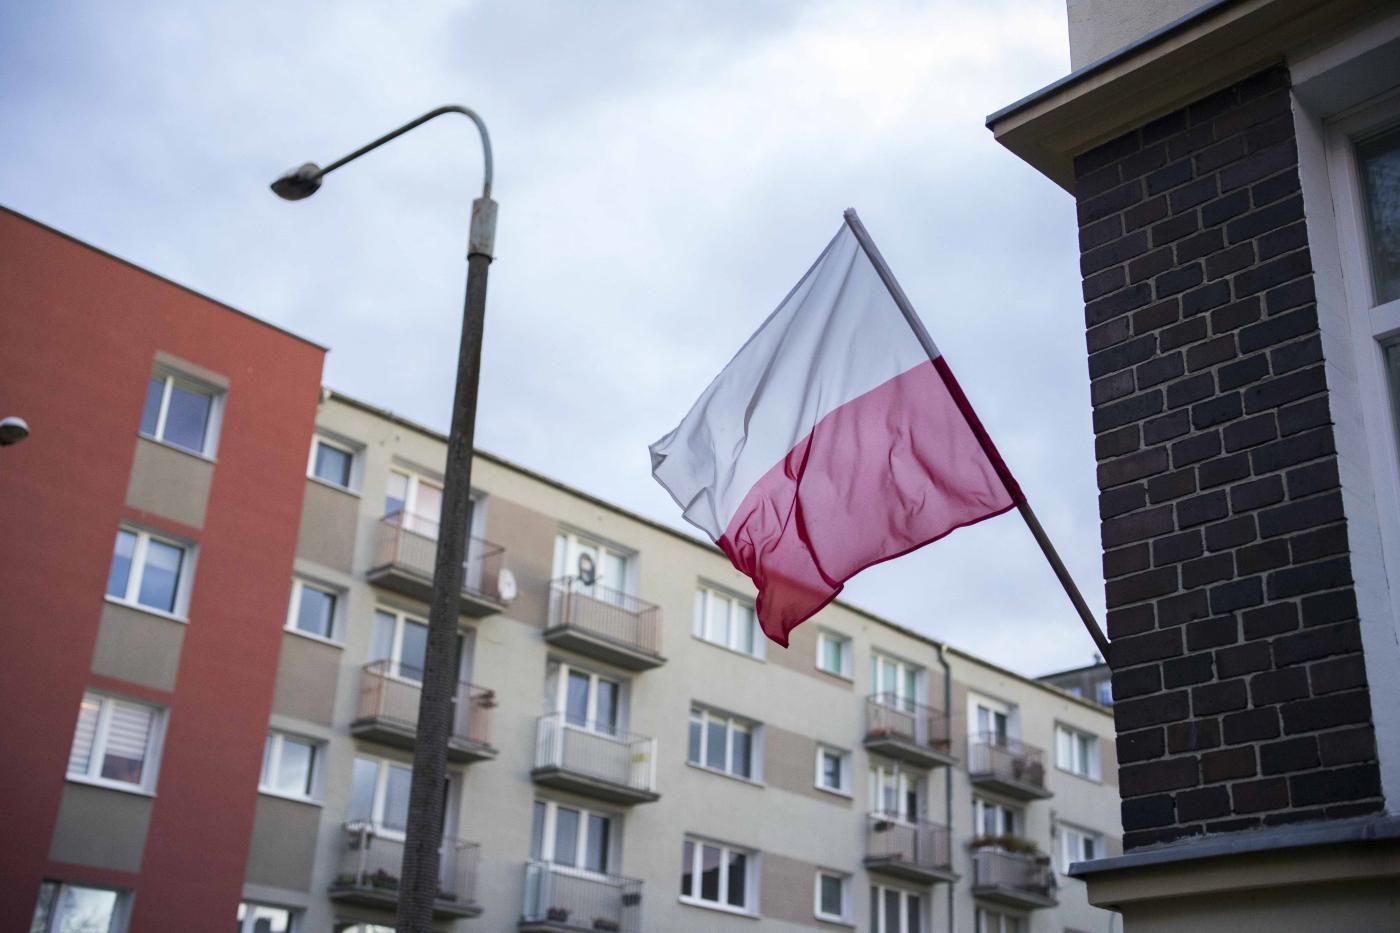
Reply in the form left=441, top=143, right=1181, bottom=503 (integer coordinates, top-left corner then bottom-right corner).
left=650, top=212, right=1024, bottom=647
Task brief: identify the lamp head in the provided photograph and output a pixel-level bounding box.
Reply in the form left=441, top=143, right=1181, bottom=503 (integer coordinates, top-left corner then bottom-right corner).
left=0, top=416, right=30, bottom=446
left=270, top=162, right=323, bottom=201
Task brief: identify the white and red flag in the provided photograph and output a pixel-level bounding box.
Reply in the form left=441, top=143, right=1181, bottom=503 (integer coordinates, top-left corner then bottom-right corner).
left=650, top=211, right=1026, bottom=648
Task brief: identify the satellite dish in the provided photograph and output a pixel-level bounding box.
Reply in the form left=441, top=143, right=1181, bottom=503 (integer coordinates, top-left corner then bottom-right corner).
left=497, top=568, right=518, bottom=604
left=577, top=553, right=597, bottom=587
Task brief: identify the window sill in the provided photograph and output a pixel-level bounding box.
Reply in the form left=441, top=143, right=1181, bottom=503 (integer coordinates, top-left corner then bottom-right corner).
left=66, top=775, right=156, bottom=798
left=257, top=788, right=324, bottom=807
left=678, top=896, right=759, bottom=919
left=815, top=665, right=854, bottom=682
left=814, top=913, right=856, bottom=928
left=137, top=432, right=217, bottom=464
left=1054, top=765, right=1103, bottom=785
left=306, top=475, right=361, bottom=497
left=686, top=761, right=764, bottom=788
left=691, top=634, right=766, bottom=663
left=284, top=626, right=344, bottom=650
left=103, top=595, right=189, bottom=625
left=813, top=783, right=854, bottom=800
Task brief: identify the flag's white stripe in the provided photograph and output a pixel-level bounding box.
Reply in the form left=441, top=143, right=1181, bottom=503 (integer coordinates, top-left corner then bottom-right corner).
left=650, top=224, right=933, bottom=541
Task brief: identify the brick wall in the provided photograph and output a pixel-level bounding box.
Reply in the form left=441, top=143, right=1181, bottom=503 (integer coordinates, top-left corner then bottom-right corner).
left=1072, top=66, right=1384, bottom=849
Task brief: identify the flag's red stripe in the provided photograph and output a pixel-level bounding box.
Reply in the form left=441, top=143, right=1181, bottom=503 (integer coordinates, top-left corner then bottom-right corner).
left=716, top=360, right=1017, bottom=647
left=932, top=355, right=1025, bottom=505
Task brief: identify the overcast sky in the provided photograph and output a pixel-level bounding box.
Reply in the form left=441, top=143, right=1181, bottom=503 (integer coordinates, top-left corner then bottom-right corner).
left=0, top=0, right=1107, bottom=677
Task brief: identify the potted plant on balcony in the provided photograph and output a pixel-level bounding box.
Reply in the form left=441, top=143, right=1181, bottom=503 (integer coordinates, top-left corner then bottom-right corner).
left=872, top=817, right=895, bottom=833
left=369, top=868, right=400, bottom=890
left=592, top=918, right=621, bottom=931
left=968, top=835, right=1041, bottom=855
left=546, top=906, right=570, bottom=922
left=620, top=891, right=642, bottom=907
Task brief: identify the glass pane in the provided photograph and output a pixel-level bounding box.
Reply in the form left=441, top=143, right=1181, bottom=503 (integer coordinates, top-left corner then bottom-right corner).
left=105, top=530, right=136, bottom=599
left=595, top=679, right=619, bottom=734
left=1359, top=125, right=1400, bottom=305
left=382, top=764, right=412, bottom=831
left=275, top=738, right=314, bottom=796
left=370, top=612, right=396, bottom=667
left=602, top=551, right=627, bottom=594
left=100, top=700, right=154, bottom=785
left=822, top=635, right=842, bottom=673
left=313, top=442, right=353, bottom=487
left=139, top=376, right=164, bottom=436
left=294, top=585, right=335, bottom=638
left=726, top=850, right=747, bottom=908
left=31, top=882, right=57, bottom=933
left=871, top=885, right=880, bottom=933
left=348, top=758, right=377, bottom=822
left=700, top=845, right=721, bottom=902
left=399, top=620, right=428, bottom=679
left=245, top=905, right=292, bottom=933
left=907, top=894, right=922, bottom=933
left=693, top=590, right=706, bottom=638
left=413, top=482, right=443, bottom=535
left=67, top=697, right=101, bottom=777
left=881, top=659, right=897, bottom=703
left=680, top=840, right=695, bottom=897
left=820, top=874, right=843, bottom=916
left=530, top=801, right=546, bottom=860
left=585, top=814, right=610, bottom=873
left=136, top=538, right=183, bottom=612
left=734, top=603, right=755, bottom=654
left=706, top=718, right=727, bottom=771
left=53, top=884, right=118, bottom=933
left=163, top=381, right=212, bottom=452
left=565, top=671, right=590, bottom=727
left=385, top=471, right=409, bottom=518
left=823, top=751, right=842, bottom=789
left=553, top=807, right=580, bottom=867
left=884, top=889, right=901, bottom=933
left=688, top=713, right=702, bottom=764
left=732, top=727, right=752, bottom=778
left=705, top=592, right=729, bottom=645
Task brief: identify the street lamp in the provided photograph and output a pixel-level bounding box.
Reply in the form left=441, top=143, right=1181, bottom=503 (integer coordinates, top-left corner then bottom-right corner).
left=272, top=105, right=496, bottom=933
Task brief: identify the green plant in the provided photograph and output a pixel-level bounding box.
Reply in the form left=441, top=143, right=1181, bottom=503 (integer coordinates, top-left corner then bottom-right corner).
left=967, top=834, right=1041, bottom=855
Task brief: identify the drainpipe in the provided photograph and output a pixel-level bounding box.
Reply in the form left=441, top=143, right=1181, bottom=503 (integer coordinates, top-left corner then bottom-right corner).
left=936, top=642, right=954, bottom=933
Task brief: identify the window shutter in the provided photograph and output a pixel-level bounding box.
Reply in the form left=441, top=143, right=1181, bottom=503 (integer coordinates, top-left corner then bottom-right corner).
left=102, top=700, right=154, bottom=783
left=67, top=697, right=101, bottom=777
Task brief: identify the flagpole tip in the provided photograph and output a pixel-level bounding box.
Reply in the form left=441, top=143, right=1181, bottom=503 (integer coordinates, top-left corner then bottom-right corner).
left=843, top=207, right=858, bottom=219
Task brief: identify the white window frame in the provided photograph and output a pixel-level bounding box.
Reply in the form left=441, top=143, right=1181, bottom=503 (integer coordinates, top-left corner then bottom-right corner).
left=32, top=880, right=131, bottom=933
left=349, top=755, right=456, bottom=841
left=693, top=583, right=764, bottom=659
left=968, top=693, right=1015, bottom=744
left=307, top=432, right=361, bottom=492
left=975, top=906, right=1025, bottom=933
left=66, top=691, right=166, bottom=795
left=1055, top=723, right=1102, bottom=781
left=869, top=883, right=924, bottom=933
left=531, top=798, right=620, bottom=878
left=680, top=836, right=758, bottom=915
left=1058, top=822, right=1102, bottom=874
left=285, top=577, right=344, bottom=644
left=871, top=651, right=924, bottom=710
left=140, top=367, right=224, bottom=458
left=372, top=606, right=433, bottom=681
left=105, top=525, right=195, bottom=620
left=259, top=731, right=323, bottom=803
left=816, top=629, right=853, bottom=678
left=814, top=744, right=852, bottom=796
left=552, top=660, right=625, bottom=736
left=553, top=529, right=635, bottom=594
left=236, top=900, right=299, bottom=933
left=688, top=706, right=761, bottom=781
left=972, top=796, right=1023, bottom=839
left=1095, top=679, right=1113, bottom=705
left=869, top=763, right=923, bottom=823
left=814, top=869, right=851, bottom=923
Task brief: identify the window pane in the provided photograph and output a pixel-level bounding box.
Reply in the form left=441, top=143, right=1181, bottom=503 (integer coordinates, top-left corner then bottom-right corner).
left=313, top=442, right=352, bottom=487
left=726, top=850, right=747, bottom=908
left=680, top=840, right=695, bottom=897
left=530, top=801, right=546, bottom=860
left=700, top=845, right=721, bottom=902
left=348, top=758, right=377, bottom=822
left=907, top=893, right=921, bottom=933
left=553, top=807, right=580, bottom=867
left=732, top=727, right=752, bottom=778
left=162, top=381, right=212, bottom=452
left=820, top=874, right=843, bottom=916
left=734, top=603, right=755, bottom=654
left=884, top=888, right=901, bottom=933
left=139, top=376, right=164, bottom=436
left=53, top=884, right=118, bottom=933
left=382, top=764, right=411, bottom=831
left=385, top=471, right=409, bottom=518
left=106, top=530, right=136, bottom=599
left=705, top=592, right=729, bottom=645
left=413, top=483, right=443, bottom=533
left=595, top=679, right=619, bottom=734
left=136, top=538, right=183, bottom=612
left=100, top=700, right=154, bottom=785
left=243, top=904, right=292, bottom=933
left=706, top=718, right=727, bottom=770
left=822, top=751, right=842, bottom=789
left=1359, top=125, right=1400, bottom=305
left=67, top=696, right=101, bottom=777
left=602, top=551, right=627, bottom=593
left=585, top=814, right=610, bottom=873
left=275, top=737, right=315, bottom=796
left=399, top=620, right=428, bottom=678
left=870, top=886, right=880, bottom=933
left=294, top=585, right=335, bottom=638
left=370, top=611, right=395, bottom=666
left=693, top=590, right=706, bottom=638
left=687, top=713, right=702, bottom=764
left=565, top=671, right=590, bottom=727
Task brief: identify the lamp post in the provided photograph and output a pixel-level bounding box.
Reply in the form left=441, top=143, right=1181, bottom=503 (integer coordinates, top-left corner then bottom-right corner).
left=272, top=105, right=495, bottom=933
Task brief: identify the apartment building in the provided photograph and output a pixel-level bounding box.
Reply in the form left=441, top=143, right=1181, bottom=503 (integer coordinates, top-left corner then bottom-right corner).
left=1, top=207, right=1120, bottom=933
left=1038, top=661, right=1113, bottom=707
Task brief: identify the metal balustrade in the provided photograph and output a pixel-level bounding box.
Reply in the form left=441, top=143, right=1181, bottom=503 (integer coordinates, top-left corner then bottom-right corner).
left=351, top=660, right=497, bottom=762
left=531, top=713, right=659, bottom=805
left=330, top=823, right=482, bottom=918
left=520, top=860, right=643, bottom=932
left=368, top=511, right=507, bottom=615
left=864, top=814, right=956, bottom=884
left=968, top=732, right=1053, bottom=799
left=544, top=577, right=664, bottom=670
left=863, top=693, right=955, bottom=768
left=970, top=847, right=1058, bottom=908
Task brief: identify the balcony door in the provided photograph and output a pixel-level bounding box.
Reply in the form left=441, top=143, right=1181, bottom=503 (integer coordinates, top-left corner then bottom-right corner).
left=970, top=695, right=1012, bottom=747
left=554, top=531, right=632, bottom=604
left=530, top=799, right=618, bottom=876
left=871, top=652, right=922, bottom=713
left=869, top=763, right=922, bottom=824
left=549, top=660, right=622, bottom=737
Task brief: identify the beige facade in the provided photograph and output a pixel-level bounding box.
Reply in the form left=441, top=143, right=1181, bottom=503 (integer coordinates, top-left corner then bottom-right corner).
left=234, top=391, right=1121, bottom=932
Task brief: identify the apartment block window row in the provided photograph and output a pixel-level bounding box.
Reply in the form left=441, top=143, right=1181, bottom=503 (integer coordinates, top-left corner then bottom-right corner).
left=693, top=584, right=762, bottom=658
left=140, top=368, right=221, bottom=457
left=680, top=837, right=755, bottom=914
left=31, top=881, right=127, bottom=933
left=67, top=691, right=163, bottom=793
left=687, top=706, right=757, bottom=780
left=106, top=526, right=190, bottom=617
left=259, top=731, right=321, bottom=801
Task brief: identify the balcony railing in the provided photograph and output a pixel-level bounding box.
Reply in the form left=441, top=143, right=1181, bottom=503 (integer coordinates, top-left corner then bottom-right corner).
left=968, top=733, right=1052, bottom=800
left=544, top=577, right=664, bottom=670
left=863, top=694, right=955, bottom=768
left=330, top=823, right=482, bottom=919
left=368, top=511, right=507, bottom=616
left=864, top=815, right=956, bottom=884
left=532, top=712, right=659, bottom=805
left=520, top=860, right=643, bottom=933
left=351, top=660, right=497, bottom=762
left=970, top=848, right=1057, bottom=909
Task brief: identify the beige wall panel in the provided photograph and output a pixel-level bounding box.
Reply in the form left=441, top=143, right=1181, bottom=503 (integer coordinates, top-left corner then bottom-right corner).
left=270, top=632, right=340, bottom=725
left=90, top=602, right=185, bottom=691
left=484, top=496, right=559, bottom=629
left=125, top=436, right=212, bottom=528
left=766, top=724, right=852, bottom=809
left=296, top=479, right=359, bottom=572
left=767, top=620, right=854, bottom=693
left=48, top=782, right=152, bottom=872
left=1101, top=734, right=1119, bottom=785
left=760, top=850, right=838, bottom=928
left=243, top=794, right=322, bottom=891
left=949, top=677, right=970, bottom=763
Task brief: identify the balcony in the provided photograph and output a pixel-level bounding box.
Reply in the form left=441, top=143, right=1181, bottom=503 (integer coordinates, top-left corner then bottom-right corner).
left=968, top=734, right=1053, bottom=800
left=970, top=848, right=1058, bottom=909
left=330, top=823, right=482, bottom=919
left=350, top=660, right=497, bottom=763
left=863, top=815, right=957, bottom=885
left=519, top=860, right=643, bottom=933
left=544, top=578, right=664, bottom=671
left=367, top=512, right=508, bottom=617
left=531, top=713, right=659, bottom=805
left=863, top=695, right=956, bottom=769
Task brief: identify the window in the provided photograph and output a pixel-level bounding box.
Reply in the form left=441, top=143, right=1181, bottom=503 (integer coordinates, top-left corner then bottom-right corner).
left=815, top=745, right=851, bottom=795
left=816, top=630, right=852, bottom=678
left=67, top=692, right=163, bottom=792
left=286, top=578, right=340, bottom=641
left=871, top=652, right=921, bottom=710
left=308, top=435, right=357, bottom=490
left=553, top=531, right=632, bottom=596
left=370, top=608, right=429, bottom=680
left=688, top=707, right=758, bottom=780
left=693, top=585, right=762, bottom=658
left=680, top=838, right=756, bottom=913
left=973, top=797, right=1022, bottom=838
left=1095, top=680, right=1113, bottom=705
left=1060, top=824, right=1102, bottom=873
left=814, top=870, right=850, bottom=923
left=348, top=756, right=414, bottom=834
left=869, top=884, right=922, bottom=933
left=1055, top=724, right=1101, bottom=780
left=548, top=661, right=622, bottom=735
left=236, top=901, right=296, bottom=933
left=1358, top=124, right=1400, bottom=306
left=531, top=799, right=617, bottom=874
left=30, top=881, right=125, bottom=933
left=970, top=695, right=1013, bottom=744
left=105, top=527, right=190, bottom=616
left=1064, top=685, right=1083, bottom=698
left=869, top=764, right=922, bottom=823
left=385, top=468, right=443, bottom=536
left=259, top=732, right=320, bottom=800
left=140, top=369, right=221, bottom=456
left=975, top=907, right=1025, bottom=933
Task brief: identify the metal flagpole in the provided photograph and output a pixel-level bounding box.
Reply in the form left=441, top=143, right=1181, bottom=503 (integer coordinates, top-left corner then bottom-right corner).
left=841, top=207, right=1112, bottom=660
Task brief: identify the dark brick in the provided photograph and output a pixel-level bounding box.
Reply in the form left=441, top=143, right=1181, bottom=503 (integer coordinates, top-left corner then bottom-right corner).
left=1090, top=333, right=1157, bottom=378
left=1267, top=557, right=1352, bottom=600
left=1260, top=736, right=1319, bottom=775
left=1309, top=654, right=1367, bottom=696
left=1210, top=576, right=1263, bottom=613
left=1216, top=353, right=1270, bottom=392
left=1182, top=281, right=1232, bottom=317
left=1219, top=140, right=1297, bottom=192
left=1192, top=393, right=1242, bottom=429
left=1146, top=158, right=1194, bottom=195
left=1208, top=816, right=1263, bottom=833
left=1157, top=589, right=1211, bottom=627
left=1165, top=653, right=1216, bottom=688
left=1079, top=178, right=1146, bottom=226
left=1201, top=188, right=1250, bottom=227
left=1156, top=263, right=1205, bottom=299
left=1318, top=726, right=1375, bottom=766
left=1077, top=131, right=1142, bottom=176
left=1222, top=413, right=1277, bottom=452
left=1214, top=87, right=1289, bottom=133
left=1201, top=745, right=1256, bottom=782
left=1153, top=529, right=1204, bottom=565
left=1281, top=689, right=1372, bottom=734
left=1096, top=424, right=1141, bottom=460
left=1170, top=175, right=1218, bottom=213
left=1216, top=640, right=1271, bottom=677
left=1100, top=483, right=1148, bottom=520
left=1112, top=628, right=1185, bottom=668
left=1250, top=667, right=1309, bottom=705
left=1271, top=334, right=1324, bottom=376
left=1192, top=678, right=1247, bottom=715
left=1120, top=755, right=1200, bottom=796
left=1274, top=621, right=1362, bottom=666
left=1257, top=491, right=1344, bottom=539
left=1080, top=214, right=1125, bottom=251
left=1082, top=229, right=1150, bottom=275
left=1186, top=335, right=1236, bottom=371
left=1188, top=85, right=1238, bottom=125
left=1204, top=242, right=1255, bottom=280
left=1158, top=316, right=1208, bottom=351
left=1236, top=538, right=1291, bottom=576
left=1176, top=785, right=1231, bottom=822
left=1265, top=276, right=1315, bottom=315
left=1102, top=504, right=1175, bottom=548
left=1143, top=110, right=1187, bottom=144
left=1177, top=230, right=1224, bottom=269
left=1114, top=665, right=1164, bottom=703
left=1133, top=297, right=1181, bottom=333
left=1168, top=717, right=1222, bottom=753
left=1211, top=297, right=1262, bottom=335
left=1167, top=372, right=1216, bottom=409
left=1257, top=220, right=1308, bottom=261
left=1122, top=793, right=1176, bottom=830
left=1195, top=134, right=1247, bottom=174
left=1289, top=764, right=1380, bottom=806
left=1152, top=211, right=1201, bottom=247
left=1104, top=542, right=1151, bottom=579
left=1290, top=524, right=1349, bottom=563
left=1144, top=411, right=1191, bottom=446
left=1106, top=566, right=1179, bottom=608
left=1125, top=824, right=1204, bottom=849
left=1231, top=777, right=1289, bottom=814
left=1087, top=317, right=1133, bottom=355
left=1114, top=688, right=1190, bottom=730
left=1241, top=601, right=1298, bottom=640
left=1148, top=467, right=1197, bottom=504
left=1084, top=265, right=1128, bottom=302
left=1277, top=395, right=1331, bottom=436
left=1263, top=807, right=1327, bottom=827
left=1234, top=248, right=1312, bottom=298
left=1204, top=515, right=1257, bottom=551
left=1325, top=800, right=1384, bottom=820
left=1243, top=368, right=1328, bottom=417
left=1137, top=352, right=1186, bottom=389
left=1129, top=246, right=1174, bottom=284
left=1299, top=589, right=1357, bottom=628
left=1250, top=427, right=1335, bottom=478
left=1094, top=389, right=1165, bottom=433
left=1252, top=168, right=1301, bottom=207
left=1197, top=453, right=1251, bottom=489
left=1182, top=552, right=1233, bottom=589
left=1225, top=194, right=1304, bottom=244
left=1223, top=707, right=1280, bottom=743
left=1086, top=282, right=1154, bottom=326
left=1238, top=305, right=1318, bottom=355
left=1171, top=432, right=1221, bottom=469
left=1285, top=460, right=1339, bottom=499
left=1178, top=490, right=1228, bottom=528
left=1108, top=603, right=1157, bottom=639
left=1091, top=369, right=1136, bottom=407
left=1186, top=615, right=1238, bottom=651
left=1124, top=195, right=1169, bottom=232
left=1122, top=142, right=1170, bottom=180
left=1230, top=475, right=1286, bottom=513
